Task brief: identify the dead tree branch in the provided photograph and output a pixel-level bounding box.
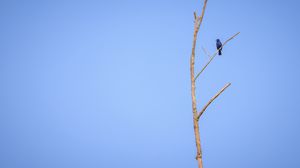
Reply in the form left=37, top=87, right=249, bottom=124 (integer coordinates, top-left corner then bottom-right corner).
left=190, top=1, right=208, bottom=168
left=201, top=46, right=211, bottom=58
left=189, top=0, right=239, bottom=168
left=194, top=32, right=240, bottom=81
left=197, top=83, right=231, bottom=120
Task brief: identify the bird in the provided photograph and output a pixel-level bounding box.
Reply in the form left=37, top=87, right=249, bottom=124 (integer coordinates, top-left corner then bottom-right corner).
left=216, top=39, right=222, bottom=55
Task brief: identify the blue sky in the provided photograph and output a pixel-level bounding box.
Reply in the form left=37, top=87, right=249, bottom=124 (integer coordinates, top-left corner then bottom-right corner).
left=0, top=0, right=300, bottom=168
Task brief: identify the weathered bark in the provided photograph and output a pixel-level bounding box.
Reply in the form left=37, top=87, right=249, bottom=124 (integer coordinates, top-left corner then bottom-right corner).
left=190, top=1, right=208, bottom=168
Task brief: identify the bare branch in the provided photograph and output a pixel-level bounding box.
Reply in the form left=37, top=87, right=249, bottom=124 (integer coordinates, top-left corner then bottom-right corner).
left=197, top=83, right=231, bottom=120
left=190, top=1, right=208, bottom=168
left=188, top=0, right=238, bottom=167
left=201, top=46, right=211, bottom=58
left=197, top=0, right=208, bottom=27
left=194, top=32, right=240, bottom=81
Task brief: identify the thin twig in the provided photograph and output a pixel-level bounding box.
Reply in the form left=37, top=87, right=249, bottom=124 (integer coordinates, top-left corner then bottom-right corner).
left=197, top=0, right=208, bottom=28
left=197, top=83, right=231, bottom=120
left=194, top=32, right=240, bottom=81
left=194, top=12, right=197, bottom=20
left=201, top=46, right=211, bottom=58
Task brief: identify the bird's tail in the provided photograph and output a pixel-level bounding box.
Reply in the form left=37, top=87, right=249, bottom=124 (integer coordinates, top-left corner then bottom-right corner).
left=218, top=50, right=222, bottom=55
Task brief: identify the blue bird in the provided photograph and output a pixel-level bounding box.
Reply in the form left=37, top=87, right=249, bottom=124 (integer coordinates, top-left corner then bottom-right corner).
left=216, top=39, right=222, bottom=55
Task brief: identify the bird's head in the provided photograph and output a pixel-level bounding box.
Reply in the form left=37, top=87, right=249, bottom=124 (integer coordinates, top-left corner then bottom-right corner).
left=216, top=39, right=220, bottom=42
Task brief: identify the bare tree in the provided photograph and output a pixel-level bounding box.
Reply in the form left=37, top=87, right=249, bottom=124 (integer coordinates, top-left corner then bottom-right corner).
left=189, top=1, right=239, bottom=167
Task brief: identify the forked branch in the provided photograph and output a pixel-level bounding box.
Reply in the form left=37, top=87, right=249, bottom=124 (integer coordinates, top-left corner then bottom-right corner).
left=189, top=0, right=239, bottom=168
left=194, top=32, right=240, bottom=81
left=190, top=1, right=208, bottom=168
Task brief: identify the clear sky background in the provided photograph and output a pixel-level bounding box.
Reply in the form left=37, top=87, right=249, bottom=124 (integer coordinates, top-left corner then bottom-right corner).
left=0, top=0, right=300, bottom=168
